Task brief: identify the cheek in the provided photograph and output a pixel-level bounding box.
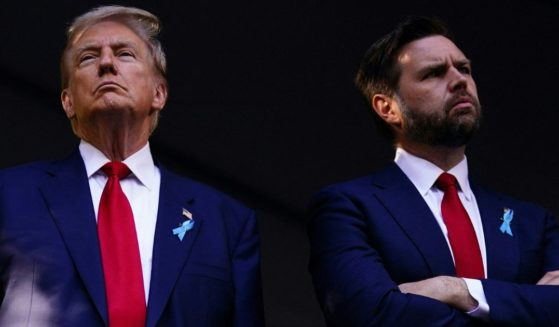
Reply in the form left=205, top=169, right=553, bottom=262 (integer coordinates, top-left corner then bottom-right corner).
left=71, top=73, right=94, bottom=93
left=124, top=67, right=152, bottom=89
left=399, top=81, right=442, bottom=109
left=406, top=91, right=438, bottom=110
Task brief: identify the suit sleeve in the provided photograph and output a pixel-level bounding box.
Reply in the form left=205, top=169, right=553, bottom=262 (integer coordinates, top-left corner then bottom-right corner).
left=307, top=188, right=478, bottom=327
left=231, top=210, right=265, bottom=327
left=482, top=210, right=559, bottom=326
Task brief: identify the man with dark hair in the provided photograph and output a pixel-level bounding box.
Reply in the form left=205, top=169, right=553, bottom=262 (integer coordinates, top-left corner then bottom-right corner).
left=0, top=5, right=264, bottom=326
left=308, top=17, right=559, bottom=326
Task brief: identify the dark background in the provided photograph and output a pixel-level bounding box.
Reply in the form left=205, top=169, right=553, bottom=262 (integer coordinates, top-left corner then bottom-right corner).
left=1, top=1, right=558, bottom=326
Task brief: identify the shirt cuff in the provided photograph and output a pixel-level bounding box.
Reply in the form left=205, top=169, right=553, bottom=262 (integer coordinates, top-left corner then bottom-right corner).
left=463, top=278, right=490, bottom=319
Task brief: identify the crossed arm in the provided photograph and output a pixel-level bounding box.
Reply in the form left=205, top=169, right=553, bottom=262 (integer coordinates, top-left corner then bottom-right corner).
left=399, top=276, right=478, bottom=312
left=399, top=212, right=559, bottom=326
left=308, top=189, right=476, bottom=326
left=398, top=271, right=559, bottom=312
left=308, top=188, right=559, bottom=326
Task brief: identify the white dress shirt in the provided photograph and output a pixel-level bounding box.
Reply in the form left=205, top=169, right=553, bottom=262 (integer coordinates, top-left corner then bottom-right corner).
left=79, top=140, right=160, bottom=303
left=394, top=147, right=489, bottom=317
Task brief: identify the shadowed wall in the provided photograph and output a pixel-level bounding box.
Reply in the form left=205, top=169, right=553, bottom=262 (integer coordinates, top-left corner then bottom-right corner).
left=1, top=1, right=558, bottom=325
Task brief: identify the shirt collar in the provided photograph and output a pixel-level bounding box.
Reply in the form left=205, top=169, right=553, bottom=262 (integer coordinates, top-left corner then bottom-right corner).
left=394, top=147, right=473, bottom=200
left=78, top=140, right=157, bottom=191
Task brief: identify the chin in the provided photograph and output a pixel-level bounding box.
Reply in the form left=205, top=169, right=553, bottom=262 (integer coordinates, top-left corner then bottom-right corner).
left=94, top=96, right=132, bottom=112
left=452, top=108, right=480, bottom=125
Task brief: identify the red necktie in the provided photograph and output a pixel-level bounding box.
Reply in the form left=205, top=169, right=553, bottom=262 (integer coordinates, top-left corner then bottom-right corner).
left=98, top=162, right=146, bottom=327
left=436, top=172, right=484, bottom=279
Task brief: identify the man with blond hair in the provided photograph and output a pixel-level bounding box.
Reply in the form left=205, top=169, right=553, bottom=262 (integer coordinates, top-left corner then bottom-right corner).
left=0, top=6, right=264, bottom=326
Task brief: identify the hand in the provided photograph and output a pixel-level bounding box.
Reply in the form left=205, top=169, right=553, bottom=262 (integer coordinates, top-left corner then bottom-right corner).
left=399, top=276, right=478, bottom=312
left=537, top=270, right=559, bottom=285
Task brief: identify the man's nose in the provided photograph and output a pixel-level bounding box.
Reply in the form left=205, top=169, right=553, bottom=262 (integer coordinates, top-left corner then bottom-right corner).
left=98, top=50, right=118, bottom=76
left=448, top=67, right=467, bottom=92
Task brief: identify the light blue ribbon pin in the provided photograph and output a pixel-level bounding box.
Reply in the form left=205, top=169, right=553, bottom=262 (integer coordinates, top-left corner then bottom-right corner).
left=172, top=208, right=195, bottom=241
left=499, top=208, right=514, bottom=236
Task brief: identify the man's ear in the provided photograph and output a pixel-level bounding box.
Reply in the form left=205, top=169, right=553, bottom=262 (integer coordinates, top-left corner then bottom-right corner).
left=61, top=89, right=75, bottom=118
left=151, top=82, right=168, bottom=112
left=371, top=94, right=402, bottom=126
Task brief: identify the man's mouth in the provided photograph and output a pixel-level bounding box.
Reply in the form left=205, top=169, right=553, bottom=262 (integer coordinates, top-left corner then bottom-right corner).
left=95, top=81, right=125, bottom=93
left=448, top=95, right=475, bottom=113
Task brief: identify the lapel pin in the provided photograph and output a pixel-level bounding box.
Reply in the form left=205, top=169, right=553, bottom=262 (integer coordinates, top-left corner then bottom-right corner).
left=499, top=208, right=514, bottom=236
left=172, top=208, right=195, bottom=241
left=182, top=208, right=193, bottom=220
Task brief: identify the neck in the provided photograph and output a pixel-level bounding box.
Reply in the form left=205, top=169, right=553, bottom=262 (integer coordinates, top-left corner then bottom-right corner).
left=397, top=140, right=466, bottom=171
left=75, top=117, right=151, bottom=161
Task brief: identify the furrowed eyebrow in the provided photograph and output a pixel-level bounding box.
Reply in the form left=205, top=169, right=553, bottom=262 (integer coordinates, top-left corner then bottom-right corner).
left=74, top=41, right=139, bottom=56
left=418, top=58, right=472, bottom=76
left=418, top=63, right=446, bottom=75
left=453, top=59, right=471, bottom=67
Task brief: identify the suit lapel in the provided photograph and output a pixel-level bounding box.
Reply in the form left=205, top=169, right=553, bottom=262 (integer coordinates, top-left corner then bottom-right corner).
left=372, top=164, right=456, bottom=276
left=39, top=151, right=108, bottom=325
left=472, top=185, right=519, bottom=280
left=373, top=165, right=520, bottom=280
left=146, top=168, right=202, bottom=327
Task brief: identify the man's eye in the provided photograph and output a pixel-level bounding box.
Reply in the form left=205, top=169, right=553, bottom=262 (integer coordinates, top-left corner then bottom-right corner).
left=423, top=69, right=442, bottom=79
left=458, top=66, right=471, bottom=74
left=118, top=50, right=134, bottom=58
left=79, top=54, right=96, bottom=63
left=424, top=72, right=435, bottom=79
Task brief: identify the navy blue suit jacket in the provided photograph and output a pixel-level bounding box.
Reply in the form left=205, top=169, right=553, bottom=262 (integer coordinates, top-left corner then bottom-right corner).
left=0, top=151, right=264, bottom=326
left=308, top=163, right=559, bottom=326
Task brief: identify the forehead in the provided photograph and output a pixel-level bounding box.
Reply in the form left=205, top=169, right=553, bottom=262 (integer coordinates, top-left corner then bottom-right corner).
left=397, top=35, right=467, bottom=69
left=70, top=20, right=146, bottom=50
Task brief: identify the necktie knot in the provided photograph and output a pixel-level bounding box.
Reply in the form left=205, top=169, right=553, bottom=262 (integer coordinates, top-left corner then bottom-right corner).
left=435, top=172, right=458, bottom=192
left=102, top=162, right=131, bottom=180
